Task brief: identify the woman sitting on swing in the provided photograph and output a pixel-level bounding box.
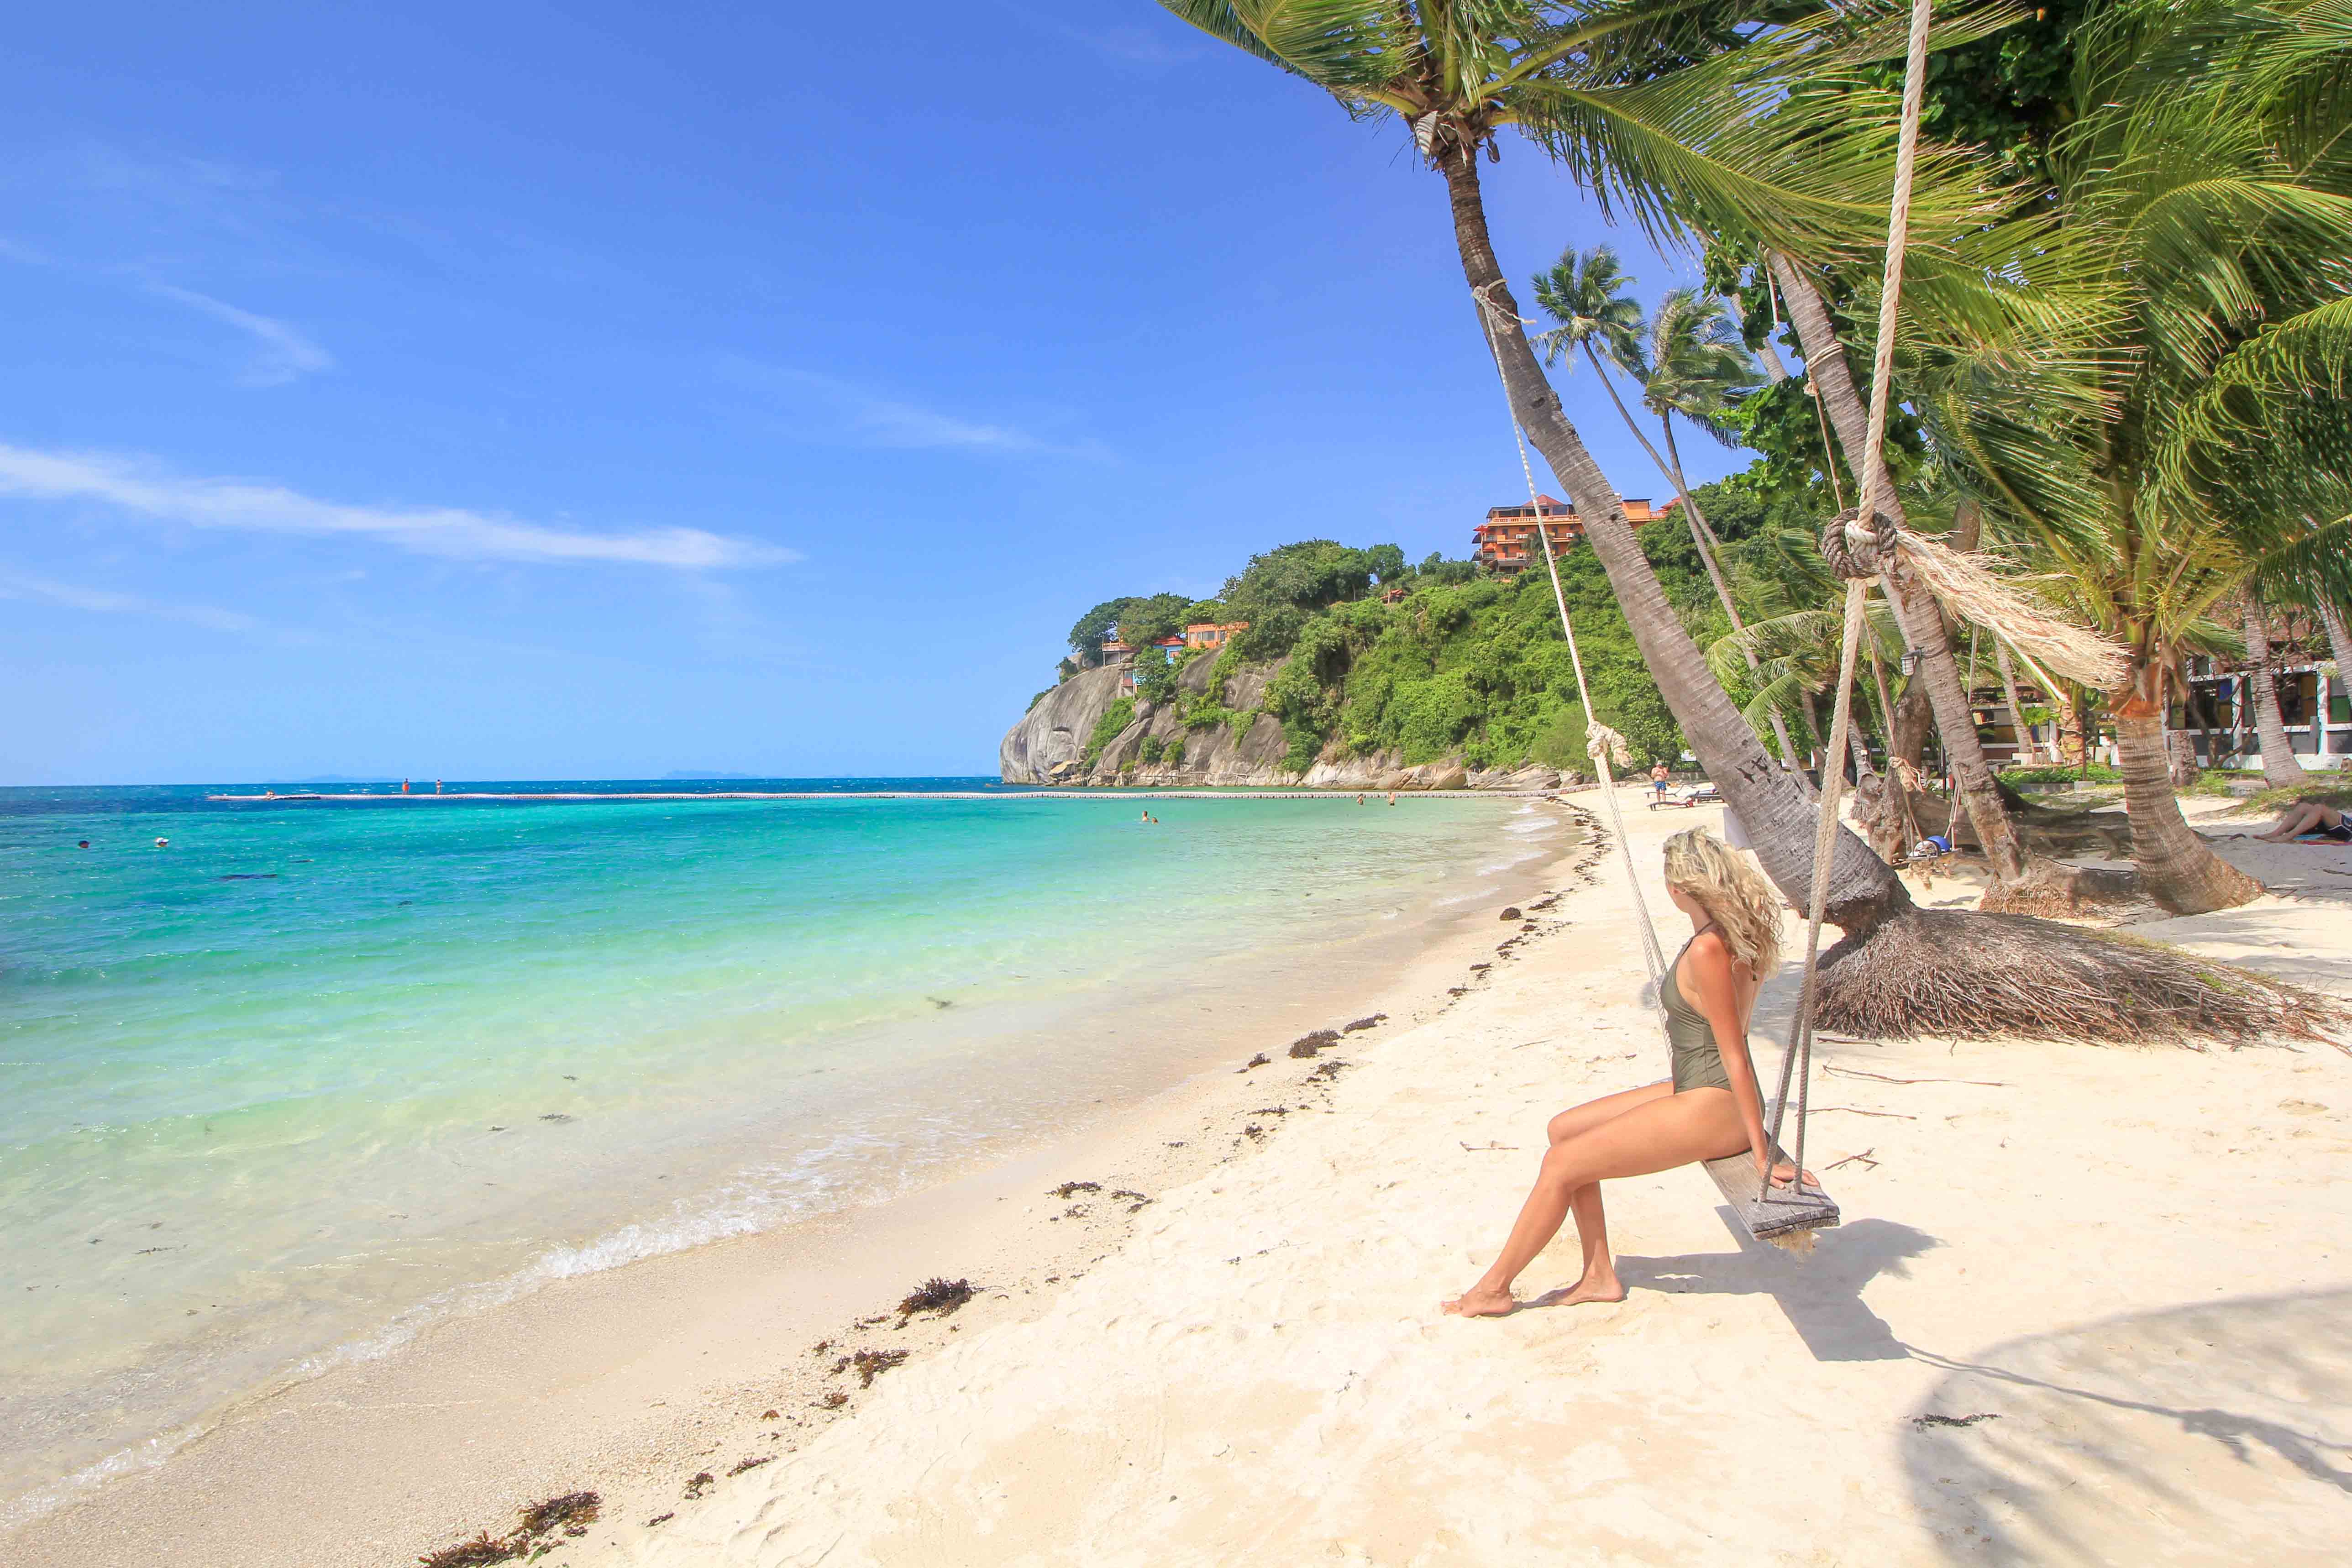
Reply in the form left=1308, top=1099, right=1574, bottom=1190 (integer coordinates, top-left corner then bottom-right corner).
left=1445, top=828, right=1803, bottom=1317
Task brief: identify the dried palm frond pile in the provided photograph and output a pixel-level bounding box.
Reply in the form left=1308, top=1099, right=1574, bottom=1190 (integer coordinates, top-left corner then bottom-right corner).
left=1818, top=908, right=2348, bottom=1046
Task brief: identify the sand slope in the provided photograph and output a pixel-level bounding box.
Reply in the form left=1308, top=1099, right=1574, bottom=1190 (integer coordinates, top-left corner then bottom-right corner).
left=585, top=804, right=2352, bottom=1568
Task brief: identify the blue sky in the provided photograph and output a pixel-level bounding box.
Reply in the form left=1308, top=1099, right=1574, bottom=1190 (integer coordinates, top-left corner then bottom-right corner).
left=1, top=2, right=1757, bottom=784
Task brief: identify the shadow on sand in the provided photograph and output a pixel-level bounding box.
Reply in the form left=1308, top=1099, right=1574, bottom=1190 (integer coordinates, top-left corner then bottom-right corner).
left=1600, top=1214, right=1940, bottom=1363
left=1900, top=1287, right=2352, bottom=1564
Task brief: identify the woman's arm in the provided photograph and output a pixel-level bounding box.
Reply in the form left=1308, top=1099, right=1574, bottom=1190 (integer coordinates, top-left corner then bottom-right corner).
left=1681, top=935, right=1785, bottom=1185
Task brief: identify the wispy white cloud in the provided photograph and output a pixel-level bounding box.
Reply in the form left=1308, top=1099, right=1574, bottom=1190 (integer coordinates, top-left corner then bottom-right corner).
left=146, top=283, right=334, bottom=386
left=0, top=567, right=257, bottom=633
left=0, top=444, right=796, bottom=571
left=722, top=361, right=1108, bottom=459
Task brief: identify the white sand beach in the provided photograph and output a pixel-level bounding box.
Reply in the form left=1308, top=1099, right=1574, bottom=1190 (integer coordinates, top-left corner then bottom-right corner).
left=16, top=797, right=2351, bottom=1568
left=555, top=797, right=2352, bottom=1568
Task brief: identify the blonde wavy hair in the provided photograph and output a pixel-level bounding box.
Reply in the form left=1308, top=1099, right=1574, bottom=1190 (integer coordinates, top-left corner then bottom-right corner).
left=1661, top=827, right=1782, bottom=979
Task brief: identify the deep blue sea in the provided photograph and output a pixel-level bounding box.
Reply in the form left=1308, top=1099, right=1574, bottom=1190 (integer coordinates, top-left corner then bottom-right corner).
left=0, top=780, right=1567, bottom=1517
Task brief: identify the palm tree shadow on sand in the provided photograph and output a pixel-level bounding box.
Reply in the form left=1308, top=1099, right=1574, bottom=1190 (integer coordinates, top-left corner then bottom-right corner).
left=1527, top=1214, right=1939, bottom=1363
left=1900, top=1287, right=2352, bottom=1565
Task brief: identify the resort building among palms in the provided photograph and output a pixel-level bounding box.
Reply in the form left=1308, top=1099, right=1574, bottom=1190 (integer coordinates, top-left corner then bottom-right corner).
left=1473, top=494, right=1669, bottom=573
left=1183, top=621, right=1249, bottom=651
left=2179, top=644, right=2351, bottom=771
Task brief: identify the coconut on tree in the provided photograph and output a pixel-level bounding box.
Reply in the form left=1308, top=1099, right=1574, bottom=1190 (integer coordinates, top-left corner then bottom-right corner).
left=1153, top=0, right=2336, bottom=1038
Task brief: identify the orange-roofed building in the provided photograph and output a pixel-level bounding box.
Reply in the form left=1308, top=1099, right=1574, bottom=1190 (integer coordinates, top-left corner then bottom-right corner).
left=1183, top=621, right=1249, bottom=651
left=1472, top=495, right=1666, bottom=574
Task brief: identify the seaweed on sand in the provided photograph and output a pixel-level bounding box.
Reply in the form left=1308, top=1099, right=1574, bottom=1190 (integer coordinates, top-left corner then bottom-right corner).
left=1048, top=1181, right=1100, bottom=1198
left=832, top=1348, right=909, bottom=1387
left=514, top=1493, right=599, bottom=1537
left=416, top=1492, right=602, bottom=1567
left=418, top=1534, right=517, bottom=1568
left=1287, top=1029, right=1341, bottom=1059
left=896, top=1276, right=975, bottom=1323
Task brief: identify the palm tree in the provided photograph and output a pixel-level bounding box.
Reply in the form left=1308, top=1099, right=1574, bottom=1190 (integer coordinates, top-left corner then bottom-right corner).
left=1153, top=1, right=2338, bottom=1039
left=1923, top=0, right=2352, bottom=911
left=2242, top=596, right=2314, bottom=788
left=1764, top=255, right=2042, bottom=893
left=1531, top=249, right=1808, bottom=774
left=1158, top=0, right=1927, bottom=933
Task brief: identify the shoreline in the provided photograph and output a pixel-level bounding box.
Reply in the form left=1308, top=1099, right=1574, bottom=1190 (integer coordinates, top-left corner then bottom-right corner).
left=6, top=802, right=1600, bottom=1567
left=194, top=789, right=1562, bottom=803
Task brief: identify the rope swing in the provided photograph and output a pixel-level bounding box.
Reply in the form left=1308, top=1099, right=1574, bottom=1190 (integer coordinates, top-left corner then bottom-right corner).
left=1464, top=0, right=1954, bottom=1251
left=1764, top=0, right=1943, bottom=1243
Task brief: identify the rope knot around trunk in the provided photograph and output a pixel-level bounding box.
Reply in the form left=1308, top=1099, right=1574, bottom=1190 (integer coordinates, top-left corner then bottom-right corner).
left=1820, top=506, right=1899, bottom=582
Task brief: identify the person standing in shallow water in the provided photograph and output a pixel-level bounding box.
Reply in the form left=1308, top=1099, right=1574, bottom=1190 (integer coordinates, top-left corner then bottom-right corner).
left=1444, top=828, right=1806, bottom=1318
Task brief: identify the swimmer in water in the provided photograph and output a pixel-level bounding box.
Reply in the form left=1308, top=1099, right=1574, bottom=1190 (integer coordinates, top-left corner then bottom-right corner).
left=77, top=839, right=89, bottom=849
left=154, top=837, right=169, bottom=849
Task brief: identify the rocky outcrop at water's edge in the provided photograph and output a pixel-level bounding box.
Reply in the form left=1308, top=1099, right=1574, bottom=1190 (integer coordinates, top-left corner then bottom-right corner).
left=999, top=660, right=1566, bottom=792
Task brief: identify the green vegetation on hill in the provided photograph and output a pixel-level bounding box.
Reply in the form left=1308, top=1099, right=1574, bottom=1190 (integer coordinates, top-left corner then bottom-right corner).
left=1058, top=519, right=1748, bottom=776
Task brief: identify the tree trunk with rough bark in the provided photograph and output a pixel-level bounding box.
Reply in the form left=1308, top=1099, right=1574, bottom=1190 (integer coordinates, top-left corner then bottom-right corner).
left=2243, top=600, right=2311, bottom=788
left=1767, top=253, right=2027, bottom=885
left=1439, top=149, right=1905, bottom=932
left=2320, top=597, right=2352, bottom=686
left=1992, top=638, right=2043, bottom=767
left=2113, top=656, right=2261, bottom=912
left=2167, top=724, right=2200, bottom=789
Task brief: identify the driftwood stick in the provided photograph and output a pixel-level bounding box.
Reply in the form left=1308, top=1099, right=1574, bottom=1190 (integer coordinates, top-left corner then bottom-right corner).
left=1824, top=1065, right=2011, bottom=1088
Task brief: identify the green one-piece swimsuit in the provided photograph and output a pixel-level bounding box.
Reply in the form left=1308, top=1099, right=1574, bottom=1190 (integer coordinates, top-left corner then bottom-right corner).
left=1661, top=928, right=1732, bottom=1094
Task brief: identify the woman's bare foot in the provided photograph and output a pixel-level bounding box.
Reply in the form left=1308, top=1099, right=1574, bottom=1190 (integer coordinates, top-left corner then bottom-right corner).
left=1539, top=1274, right=1627, bottom=1307
left=1441, top=1285, right=1518, bottom=1317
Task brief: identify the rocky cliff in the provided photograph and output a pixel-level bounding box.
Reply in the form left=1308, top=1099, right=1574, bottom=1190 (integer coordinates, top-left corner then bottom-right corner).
left=999, top=658, right=1564, bottom=792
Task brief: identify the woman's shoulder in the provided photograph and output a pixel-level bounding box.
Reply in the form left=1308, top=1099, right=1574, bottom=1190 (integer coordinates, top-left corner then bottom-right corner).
left=1683, top=926, right=1752, bottom=989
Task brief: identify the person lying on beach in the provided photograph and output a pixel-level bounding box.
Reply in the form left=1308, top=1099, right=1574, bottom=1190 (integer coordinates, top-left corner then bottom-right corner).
left=1444, top=827, right=1805, bottom=1318
left=2257, top=798, right=2351, bottom=843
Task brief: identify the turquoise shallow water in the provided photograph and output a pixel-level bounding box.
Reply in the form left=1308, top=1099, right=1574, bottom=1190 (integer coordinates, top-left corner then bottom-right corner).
left=0, top=780, right=1562, bottom=1514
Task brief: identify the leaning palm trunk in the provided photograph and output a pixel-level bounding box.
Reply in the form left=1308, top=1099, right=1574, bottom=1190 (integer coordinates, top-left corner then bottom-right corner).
left=2114, top=658, right=2261, bottom=913
left=1438, top=147, right=1902, bottom=932
left=2243, top=601, right=2311, bottom=788
left=1767, top=253, right=2031, bottom=889
left=1576, top=338, right=1808, bottom=778
left=1992, top=637, right=2046, bottom=766
left=2320, top=598, right=2352, bottom=690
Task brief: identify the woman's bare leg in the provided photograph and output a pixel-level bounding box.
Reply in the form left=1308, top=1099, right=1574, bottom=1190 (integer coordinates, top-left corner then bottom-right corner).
left=1551, top=1182, right=1623, bottom=1305
left=1443, top=1090, right=1743, bottom=1317
left=1547, top=1080, right=1671, bottom=1147
left=2261, top=804, right=2329, bottom=841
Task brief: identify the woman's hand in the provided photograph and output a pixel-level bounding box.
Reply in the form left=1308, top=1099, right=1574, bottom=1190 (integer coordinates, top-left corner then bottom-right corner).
left=1754, top=1150, right=1815, bottom=1190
